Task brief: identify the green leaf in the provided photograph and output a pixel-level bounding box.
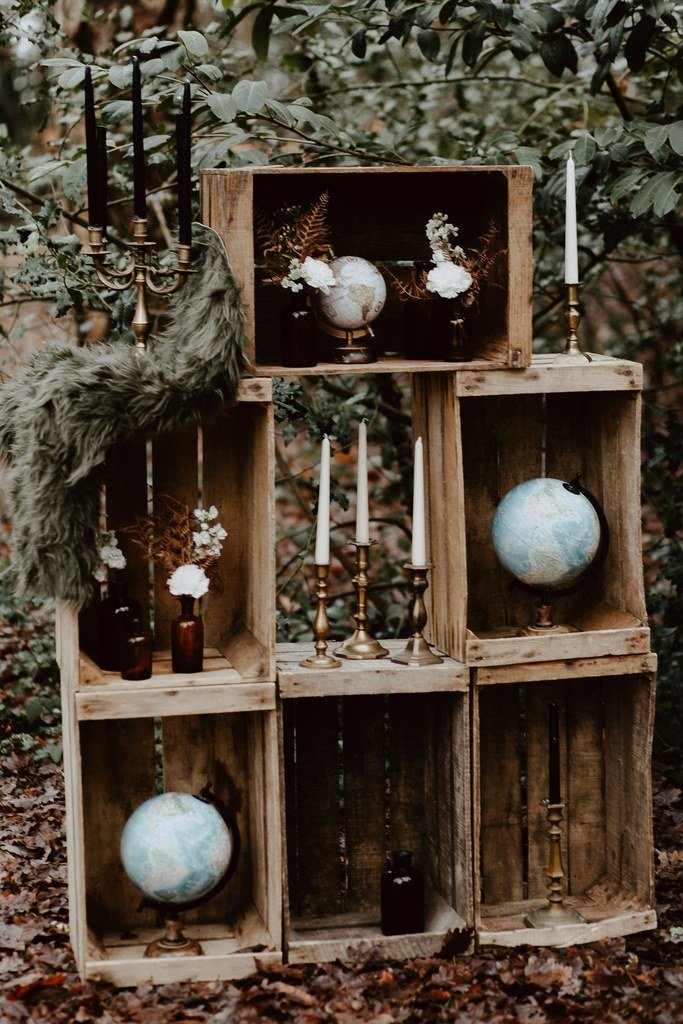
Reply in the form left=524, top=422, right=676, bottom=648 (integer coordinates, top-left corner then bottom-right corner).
left=178, top=30, right=209, bottom=57
left=252, top=5, right=274, bottom=61
left=540, top=35, right=578, bottom=78
left=62, top=155, right=87, bottom=203
left=645, top=123, right=671, bottom=158
left=611, top=168, right=644, bottom=201
left=43, top=741, right=63, bottom=764
left=669, top=122, right=683, bottom=157
left=139, top=35, right=159, bottom=53
left=290, top=105, right=337, bottom=133
left=509, top=24, right=536, bottom=60
left=351, top=30, right=367, bottom=59
left=197, top=63, right=223, bottom=81
left=630, top=173, right=663, bottom=216
left=653, top=172, right=682, bottom=217
left=232, top=79, right=268, bottom=114
left=143, top=134, right=168, bottom=151
left=462, top=20, right=486, bottom=68
left=58, top=66, right=86, bottom=89
left=625, top=15, right=657, bottom=72
left=514, top=147, right=543, bottom=180
left=417, top=28, right=441, bottom=62
left=572, top=133, right=596, bottom=164
left=108, top=64, right=132, bottom=88
left=439, top=0, right=457, bottom=23
left=265, top=99, right=296, bottom=127
left=206, top=93, right=237, bottom=122
left=100, top=100, right=132, bottom=125
left=24, top=696, right=43, bottom=725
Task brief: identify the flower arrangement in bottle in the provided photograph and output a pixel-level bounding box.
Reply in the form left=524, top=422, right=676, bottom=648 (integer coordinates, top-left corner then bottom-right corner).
left=388, top=215, right=502, bottom=361
left=127, top=499, right=228, bottom=673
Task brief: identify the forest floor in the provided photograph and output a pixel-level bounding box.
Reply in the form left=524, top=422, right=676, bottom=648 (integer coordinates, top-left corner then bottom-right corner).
left=1, top=572, right=682, bottom=1022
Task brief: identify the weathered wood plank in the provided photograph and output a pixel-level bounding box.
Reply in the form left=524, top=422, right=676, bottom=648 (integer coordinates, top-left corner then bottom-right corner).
left=343, top=696, right=386, bottom=911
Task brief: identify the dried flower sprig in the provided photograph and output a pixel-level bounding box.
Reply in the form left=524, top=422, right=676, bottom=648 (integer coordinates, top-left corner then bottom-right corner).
left=255, top=191, right=337, bottom=292
left=125, top=496, right=227, bottom=586
left=93, top=529, right=127, bottom=582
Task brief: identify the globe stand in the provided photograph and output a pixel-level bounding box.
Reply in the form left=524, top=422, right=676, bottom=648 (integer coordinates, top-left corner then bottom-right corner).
left=145, top=911, right=204, bottom=958
left=318, top=321, right=377, bottom=365
left=516, top=598, right=579, bottom=637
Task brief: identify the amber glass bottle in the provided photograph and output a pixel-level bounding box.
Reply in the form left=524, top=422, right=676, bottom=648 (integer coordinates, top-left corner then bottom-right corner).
left=97, top=579, right=142, bottom=672
left=281, top=290, right=317, bottom=368
left=171, top=596, right=204, bottom=673
left=120, top=618, right=152, bottom=681
left=380, top=850, right=425, bottom=935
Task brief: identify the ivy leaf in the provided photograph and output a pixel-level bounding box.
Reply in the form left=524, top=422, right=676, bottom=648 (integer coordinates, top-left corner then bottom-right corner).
left=625, top=15, right=657, bottom=72
left=351, top=30, right=367, bottom=59
left=417, top=29, right=441, bottom=62
left=669, top=122, right=683, bottom=157
left=206, top=93, right=237, bottom=122
left=462, top=20, right=486, bottom=68
left=232, top=79, right=269, bottom=114
left=252, top=5, right=274, bottom=61
left=178, top=30, right=209, bottom=57
left=61, top=156, right=87, bottom=203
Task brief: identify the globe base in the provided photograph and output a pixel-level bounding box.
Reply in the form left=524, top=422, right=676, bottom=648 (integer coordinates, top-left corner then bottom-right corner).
left=516, top=600, right=579, bottom=637
left=332, top=342, right=377, bottom=365
left=144, top=913, right=204, bottom=959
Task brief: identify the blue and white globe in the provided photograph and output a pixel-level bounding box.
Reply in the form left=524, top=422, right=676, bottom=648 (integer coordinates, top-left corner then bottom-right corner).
left=491, top=478, right=601, bottom=591
left=120, top=793, right=232, bottom=905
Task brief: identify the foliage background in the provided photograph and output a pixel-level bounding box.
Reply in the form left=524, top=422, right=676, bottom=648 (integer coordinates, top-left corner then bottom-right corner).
left=0, top=0, right=681, bottom=777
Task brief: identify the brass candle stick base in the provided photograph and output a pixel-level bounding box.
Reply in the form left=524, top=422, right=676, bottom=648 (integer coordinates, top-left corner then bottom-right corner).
left=525, top=801, right=585, bottom=929
left=145, top=912, right=203, bottom=958
left=301, top=563, right=341, bottom=669
left=86, top=219, right=194, bottom=350
left=555, top=282, right=592, bottom=364
left=391, top=563, right=443, bottom=666
left=336, top=540, right=389, bottom=660
left=516, top=599, right=578, bottom=637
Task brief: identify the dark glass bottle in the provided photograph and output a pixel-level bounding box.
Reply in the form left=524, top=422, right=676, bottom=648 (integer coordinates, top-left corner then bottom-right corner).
left=97, top=579, right=142, bottom=672
left=171, top=596, right=204, bottom=674
left=120, top=618, right=152, bottom=681
left=281, top=289, right=317, bottom=368
left=381, top=850, right=425, bottom=936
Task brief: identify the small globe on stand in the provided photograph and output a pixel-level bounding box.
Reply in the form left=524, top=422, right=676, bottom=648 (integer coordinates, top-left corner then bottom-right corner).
left=491, top=475, right=607, bottom=636
left=311, top=256, right=386, bottom=364
left=120, top=789, right=237, bottom=958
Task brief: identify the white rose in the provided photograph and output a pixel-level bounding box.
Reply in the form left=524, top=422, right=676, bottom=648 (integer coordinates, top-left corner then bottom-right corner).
left=426, top=262, right=473, bottom=299
left=167, top=563, right=210, bottom=599
left=299, top=257, right=337, bottom=294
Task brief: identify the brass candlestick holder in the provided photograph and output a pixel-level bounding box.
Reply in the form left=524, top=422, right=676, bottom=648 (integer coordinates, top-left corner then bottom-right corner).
left=301, top=563, right=340, bottom=669
left=555, top=282, right=592, bottom=364
left=391, top=563, right=443, bottom=666
left=525, top=801, right=585, bottom=928
left=86, top=218, right=193, bottom=350
left=335, top=540, right=389, bottom=660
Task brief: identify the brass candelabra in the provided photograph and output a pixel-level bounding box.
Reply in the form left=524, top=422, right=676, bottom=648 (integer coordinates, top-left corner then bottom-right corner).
left=391, top=563, right=443, bottom=666
left=301, top=563, right=340, bottom=669
left=555, top=283, right=592, bottom=364
left=525, top=801, right=585, bottom=928
left=335, top=541, right=389, bottom=660
left=86, top=218, right=193, bottom=350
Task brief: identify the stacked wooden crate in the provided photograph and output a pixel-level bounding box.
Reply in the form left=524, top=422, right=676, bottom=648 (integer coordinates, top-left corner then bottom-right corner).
left=55, top=166, right=656, bottom=985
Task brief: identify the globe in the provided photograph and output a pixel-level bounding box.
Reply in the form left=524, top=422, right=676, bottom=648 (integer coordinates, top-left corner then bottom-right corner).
left=491, top=478, right=601, bottom=592
left=120, top=792, right=233, bottom=906
left=312, top=256, right=386, bottom=331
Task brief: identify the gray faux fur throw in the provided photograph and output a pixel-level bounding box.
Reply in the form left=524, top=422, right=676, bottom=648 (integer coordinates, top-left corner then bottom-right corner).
left=0, top=224, right=248, bottom=608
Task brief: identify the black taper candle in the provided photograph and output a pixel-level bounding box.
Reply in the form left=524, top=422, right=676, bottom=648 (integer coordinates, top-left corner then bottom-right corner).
left=548, top=701, right=561, bottom=804
left=96, top=125, right=108, bottom=237
left=177, top=79, right=192, bottom=246
left=131, top=56, right=147, bottom=219
left=84, top=66, right=100, bottom=226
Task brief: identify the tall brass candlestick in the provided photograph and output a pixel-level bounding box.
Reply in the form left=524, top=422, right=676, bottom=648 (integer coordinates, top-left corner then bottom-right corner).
left=391, top=563, right=443, bottom=666
left=335, top=541, right=389, bottom=660
left=555, top=283, right=592, bottom=364
left=301, top=563, right=340, bottom=669
left=86, top=219, right=193, bottom=349
left=524, top=801, right=585, bottom=928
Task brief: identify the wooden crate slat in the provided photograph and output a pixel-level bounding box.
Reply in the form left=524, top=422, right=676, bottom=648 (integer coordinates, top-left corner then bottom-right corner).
left=455, top=357, right=643, bottom=397
left=151, top=423, right=199, bottom=650
left=505, top=166, right=533, bottom=367
left=388, top=695, right=427, bottom=866
left=80, top=719, right=157, bottom=934
left=343, top=695, right=386, bottom=911
left=288, top=698, right=342, bottom=918
left=566, top=681, right=606, bottom=895
left=525, top=683, right=569, bottom=899
left=478, top=685, right=524, bottom=904
left=104, top=435, right=150, bottom=620
left=161, top=713, right=252, bottom=927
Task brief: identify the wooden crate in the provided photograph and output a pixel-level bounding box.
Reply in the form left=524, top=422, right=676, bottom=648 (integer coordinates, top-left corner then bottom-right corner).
left=413, top=354, right=650, bottom=666
left=58, top=607, right=282, bottom=985
left=78, top=377, right=276, bottom=704
left=472, top=653, right=657, bottom=948
left=200, top=165, right=532, bottom=373
left=281, top=688, right=473, bottom=962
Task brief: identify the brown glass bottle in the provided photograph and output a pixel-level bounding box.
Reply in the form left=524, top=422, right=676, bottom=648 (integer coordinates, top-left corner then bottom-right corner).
left=380, top=850, right=424, bottom=935
left=281, top=289, right=317, bottom=368
left=171, top=596, right=204, bottom=674
left=97, top=579, right=142, bottom=672
left=120, top=618, right=152, bottom=681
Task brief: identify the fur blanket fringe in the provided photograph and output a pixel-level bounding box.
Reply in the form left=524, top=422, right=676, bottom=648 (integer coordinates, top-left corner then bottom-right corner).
left=0, top=224, right=248, bottom=608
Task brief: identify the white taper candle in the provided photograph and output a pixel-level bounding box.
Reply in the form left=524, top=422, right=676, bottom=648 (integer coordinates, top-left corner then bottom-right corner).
left=314, top=435, right=330, bottom=565
left=356, top=420, right=370, bottom=544
left=564, top=153, right=579, bottom=284
left=411, top=436, right=426, bottom=565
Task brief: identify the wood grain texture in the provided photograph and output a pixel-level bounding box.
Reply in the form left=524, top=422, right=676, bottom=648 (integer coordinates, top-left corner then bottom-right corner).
left=566, top=681, right=606, bottom=894
left=456, top=356, right=643, bottom=397
left=506, top=165, right=533, bottom=368
left=478, top=908, right=656, bottom=949
left=474, top=652, right=657, bottom=686
left=525, top=683, right=569, bottom=899
left=343, top=696, right=387, bottom=911
left=104, top=435, right=150, bottom=622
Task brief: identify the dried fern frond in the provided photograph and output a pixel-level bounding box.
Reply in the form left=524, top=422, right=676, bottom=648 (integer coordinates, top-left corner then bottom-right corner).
left=255, top=191, right=334, bottom=284
left=124, top=496, right=222, bottom=585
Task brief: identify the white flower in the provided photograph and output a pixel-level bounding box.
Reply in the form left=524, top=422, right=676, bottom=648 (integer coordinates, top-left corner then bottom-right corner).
left=93, top=565, right=107, bottom=583
left=299, top=257, right=337, bottom=294
left=93, top=529, right=127, bottom=580
left=426, top=262, right=473, bottom=299
left=167, top=563, right=210, bottom=599
left=208, top=505, right=218, bottom=520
